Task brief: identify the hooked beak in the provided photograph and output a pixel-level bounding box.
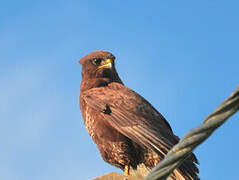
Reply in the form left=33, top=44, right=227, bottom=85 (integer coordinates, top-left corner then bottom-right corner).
left=98, top=59, right=112, bottom=69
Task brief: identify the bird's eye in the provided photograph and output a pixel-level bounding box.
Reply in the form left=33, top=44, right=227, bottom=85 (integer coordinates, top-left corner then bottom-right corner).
left=92, top=58, right=102, bottom=66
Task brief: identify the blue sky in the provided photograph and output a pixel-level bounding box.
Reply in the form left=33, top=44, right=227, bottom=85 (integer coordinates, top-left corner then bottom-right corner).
left=1, top=1, right=239, bottom=180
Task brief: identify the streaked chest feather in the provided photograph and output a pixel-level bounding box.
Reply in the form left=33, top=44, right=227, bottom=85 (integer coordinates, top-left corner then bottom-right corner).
left=84, top=105, right=96, bottom=138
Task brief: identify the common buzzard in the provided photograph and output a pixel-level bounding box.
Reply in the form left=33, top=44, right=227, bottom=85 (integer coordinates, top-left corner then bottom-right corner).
left=79, top=51, right=199, bottom=180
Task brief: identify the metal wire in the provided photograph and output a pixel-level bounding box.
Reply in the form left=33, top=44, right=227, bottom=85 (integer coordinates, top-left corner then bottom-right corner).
left=145, top=86, right=239, bottom=180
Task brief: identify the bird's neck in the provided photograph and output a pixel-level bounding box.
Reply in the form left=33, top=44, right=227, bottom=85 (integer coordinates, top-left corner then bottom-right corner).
left=80, top=69, right=124, bottom=92
left=80, top=77, right=112, bottom=92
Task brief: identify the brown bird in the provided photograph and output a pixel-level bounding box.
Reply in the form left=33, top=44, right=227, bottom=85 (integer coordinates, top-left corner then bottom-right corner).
left=79, top=51, right=199, bottom=180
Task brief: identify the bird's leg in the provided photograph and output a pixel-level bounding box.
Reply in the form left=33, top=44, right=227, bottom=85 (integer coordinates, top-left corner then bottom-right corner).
left=124, top=165, right=130, bottom=177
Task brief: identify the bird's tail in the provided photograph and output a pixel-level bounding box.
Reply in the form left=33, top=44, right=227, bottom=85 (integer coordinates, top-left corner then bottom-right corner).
left=129, top=155, right=199, bottom=180
left=129, top=163, right=150, bottom=180
left=129, top=163, right=183, bottom=180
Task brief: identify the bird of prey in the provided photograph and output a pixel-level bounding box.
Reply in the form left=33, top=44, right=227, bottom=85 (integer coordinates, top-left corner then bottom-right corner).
left=79, top=51, right=199, bottom=180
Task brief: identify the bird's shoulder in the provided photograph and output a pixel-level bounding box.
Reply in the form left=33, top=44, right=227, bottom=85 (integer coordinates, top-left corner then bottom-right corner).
left=81, top=82, right=173, bottom=131
left=81, top=82, right=145, bottom=106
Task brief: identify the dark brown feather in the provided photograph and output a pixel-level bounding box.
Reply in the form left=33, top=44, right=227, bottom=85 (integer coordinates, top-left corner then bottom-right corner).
left=79, top=51, right=199, bottom=179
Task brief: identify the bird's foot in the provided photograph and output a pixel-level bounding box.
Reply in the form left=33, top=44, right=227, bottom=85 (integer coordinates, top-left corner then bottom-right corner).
left=124, top=165, right=130, bottom=177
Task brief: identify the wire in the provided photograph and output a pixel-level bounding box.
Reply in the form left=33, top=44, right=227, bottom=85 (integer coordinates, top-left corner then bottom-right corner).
left=145, top=86, right=239, bottom=180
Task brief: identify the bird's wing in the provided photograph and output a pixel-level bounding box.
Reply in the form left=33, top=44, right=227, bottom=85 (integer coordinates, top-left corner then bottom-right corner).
left=81, top=83, right=179, bottom=157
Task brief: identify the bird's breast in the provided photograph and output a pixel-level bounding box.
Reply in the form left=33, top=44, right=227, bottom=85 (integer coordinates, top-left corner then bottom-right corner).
left=84, top=105, right=123, bottom=142
left=84, top=105, right=96, bottom=138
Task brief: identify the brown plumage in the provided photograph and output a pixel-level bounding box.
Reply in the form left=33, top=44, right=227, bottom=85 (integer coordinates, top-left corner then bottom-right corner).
left=79, top=51, right=199, bottom=180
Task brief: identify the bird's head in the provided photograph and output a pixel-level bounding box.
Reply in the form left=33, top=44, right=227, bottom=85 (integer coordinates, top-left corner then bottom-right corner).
left=79, top=51, right=123, bottom=91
